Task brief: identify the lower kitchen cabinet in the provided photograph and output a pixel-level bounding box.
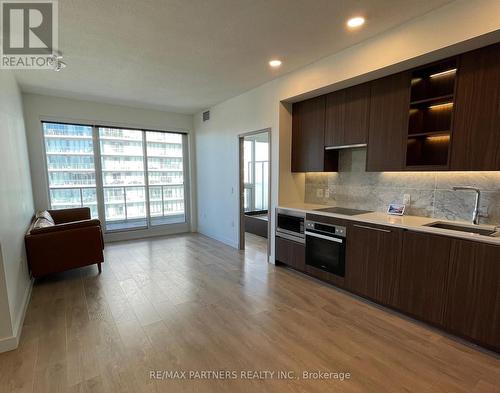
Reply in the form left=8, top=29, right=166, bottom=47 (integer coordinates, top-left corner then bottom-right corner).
left=398, top=231, right=452, bottom=326
left=346, top=223, right=403, bottom=307
left=275, top=236, right=305, bottom=272
left=444, top=239, right=500, bottom=350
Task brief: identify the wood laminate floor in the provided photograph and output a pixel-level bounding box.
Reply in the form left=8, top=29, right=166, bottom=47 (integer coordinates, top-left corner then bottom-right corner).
left=0, top=233, right=499, bottom=393
left=244, top=232, right=268, bottom=254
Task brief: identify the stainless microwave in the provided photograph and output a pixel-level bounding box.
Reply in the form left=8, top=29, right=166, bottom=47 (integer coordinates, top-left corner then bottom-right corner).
left=276, top=208, right=305, bottom=243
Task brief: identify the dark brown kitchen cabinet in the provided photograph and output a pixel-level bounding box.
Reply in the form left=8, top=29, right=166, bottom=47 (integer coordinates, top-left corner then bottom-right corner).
left=292, top=96, right=338, bottom=172
left=444, top=239, right=500, bottom=351
left=324, top=83, right=370, bottom=148
left=346, top=223, right=403, bottom=307
left=450, top=43, right=500, bottom=170
left=398, top=231, right=452, bottom=326
left=275, top=236, right=305, bottom=272
left=366, top=72, right=411, bottom=171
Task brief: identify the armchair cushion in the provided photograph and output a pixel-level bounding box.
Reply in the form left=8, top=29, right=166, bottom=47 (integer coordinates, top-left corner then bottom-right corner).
left=35, top=210, right=55, bottom=224
left=31, top=211, right=55, bottom=231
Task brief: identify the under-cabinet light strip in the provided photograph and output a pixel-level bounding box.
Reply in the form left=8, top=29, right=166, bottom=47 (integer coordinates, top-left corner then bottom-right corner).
left=429, top=68, right=457, bottom=78
left=428, top=102, right=453, bottom=110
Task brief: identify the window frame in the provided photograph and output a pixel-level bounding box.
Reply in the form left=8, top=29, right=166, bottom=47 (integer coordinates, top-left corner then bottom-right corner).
left=41, top=120, right=191, bottom=239
left=42, top=121, right=98, bottom=218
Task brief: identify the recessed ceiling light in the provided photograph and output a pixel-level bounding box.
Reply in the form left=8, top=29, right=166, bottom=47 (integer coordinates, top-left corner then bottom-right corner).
left=347, top=16, right=365, bottom=28
left=269, top=59, right=282, bottom=68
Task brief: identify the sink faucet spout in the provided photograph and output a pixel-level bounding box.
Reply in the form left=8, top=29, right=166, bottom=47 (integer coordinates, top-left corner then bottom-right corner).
left=452, top=186, right=482, bottom=225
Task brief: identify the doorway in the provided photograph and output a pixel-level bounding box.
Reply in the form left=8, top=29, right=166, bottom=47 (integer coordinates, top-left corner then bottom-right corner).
left=238, top=129, right=271, bottom=256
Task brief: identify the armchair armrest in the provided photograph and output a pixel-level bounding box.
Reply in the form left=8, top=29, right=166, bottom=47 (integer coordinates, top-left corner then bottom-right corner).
left=48, top=207, right=91, bottom=224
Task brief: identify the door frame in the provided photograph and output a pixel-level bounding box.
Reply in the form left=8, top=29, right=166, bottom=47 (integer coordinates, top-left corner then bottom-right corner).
left=238, top=128, right=271, bottom=257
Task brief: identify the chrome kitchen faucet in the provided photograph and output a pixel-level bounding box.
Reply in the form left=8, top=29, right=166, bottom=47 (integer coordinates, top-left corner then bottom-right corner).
left=452, top=186, right=485, bottom=225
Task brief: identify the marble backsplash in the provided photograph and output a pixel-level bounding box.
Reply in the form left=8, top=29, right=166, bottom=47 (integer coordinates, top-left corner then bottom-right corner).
left=305, top=148, right=500, bottom=225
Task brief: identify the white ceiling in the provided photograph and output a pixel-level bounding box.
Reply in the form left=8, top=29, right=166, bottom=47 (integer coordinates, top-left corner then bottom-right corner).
left=14, top=0, right=452, bottom=114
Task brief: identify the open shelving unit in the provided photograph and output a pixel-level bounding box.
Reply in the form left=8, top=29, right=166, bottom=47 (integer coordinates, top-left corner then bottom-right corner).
left=405, top=59, right=457, bottom=168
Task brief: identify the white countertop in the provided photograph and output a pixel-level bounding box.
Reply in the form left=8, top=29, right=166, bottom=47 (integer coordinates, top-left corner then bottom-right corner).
left=278, top=203, right=500, bottom=246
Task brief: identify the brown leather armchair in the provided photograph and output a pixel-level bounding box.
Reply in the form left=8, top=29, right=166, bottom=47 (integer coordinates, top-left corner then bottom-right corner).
left=25, top=207, right=104, bottom=278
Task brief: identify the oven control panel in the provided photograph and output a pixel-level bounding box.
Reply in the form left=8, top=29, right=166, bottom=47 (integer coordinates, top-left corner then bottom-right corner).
left=305, top=220, right=346, bottom=238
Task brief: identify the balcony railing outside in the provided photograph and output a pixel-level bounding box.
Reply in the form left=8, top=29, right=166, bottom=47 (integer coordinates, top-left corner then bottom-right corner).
left=49, top=185, right=184, bottom=229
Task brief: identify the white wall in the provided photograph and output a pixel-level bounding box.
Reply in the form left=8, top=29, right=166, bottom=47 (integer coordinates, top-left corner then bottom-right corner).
left=194, top=0, right=500, bottom=255
left=22, top=93, right=197, bottom=232
left=195, top=82, right=280, bottom=246
left=0, top=72, right=34, bottom=351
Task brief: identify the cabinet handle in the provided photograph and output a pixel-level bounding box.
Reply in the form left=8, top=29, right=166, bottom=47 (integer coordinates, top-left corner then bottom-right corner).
left=305, top=231, right=344, bottom=243
left=276, top=232, right=305, bottom=244
left=353, top=224, right=391, bottom=233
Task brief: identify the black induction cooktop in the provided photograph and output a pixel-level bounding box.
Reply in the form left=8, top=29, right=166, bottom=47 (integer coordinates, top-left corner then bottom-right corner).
left=314, top=207, right=372, bottom=216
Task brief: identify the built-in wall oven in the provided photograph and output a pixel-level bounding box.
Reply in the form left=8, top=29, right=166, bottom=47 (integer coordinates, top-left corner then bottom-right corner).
left=305, top=219, right=346, bottom=277
left=276, top=208, right=305, bottom=244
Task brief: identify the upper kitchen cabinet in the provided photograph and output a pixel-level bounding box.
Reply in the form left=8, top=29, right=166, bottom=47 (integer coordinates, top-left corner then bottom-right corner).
left=291, top=43, right=500, bottom=173
left=366, top=72, right=411, bottom=172
left=324, top=82, right=371, bottom=148
left=405, top=58, right=457, bottom=169
left=292, top=96, right=338, bottom=172
left=450, top=43, right=500, bottom=170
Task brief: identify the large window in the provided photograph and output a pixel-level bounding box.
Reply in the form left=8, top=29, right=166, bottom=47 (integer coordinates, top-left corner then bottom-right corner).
left=43, top=122, right=188, bottom=232
left=43, top=123, right=98, bottom=218
left=99, top=127, right=147, bottom=231
left=146, top=131, right=185, bottom=226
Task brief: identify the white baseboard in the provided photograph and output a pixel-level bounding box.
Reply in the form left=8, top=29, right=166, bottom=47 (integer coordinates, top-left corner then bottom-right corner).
left=104, top=222, right=190, bottom=243
left=197, top=227, right=238, bottom=249
left=0, top=279, right=33, bottom=353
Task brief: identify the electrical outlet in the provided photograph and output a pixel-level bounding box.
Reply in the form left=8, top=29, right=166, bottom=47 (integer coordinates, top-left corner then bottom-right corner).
left=479, top=207, right=489, bottom=218
left=324, top=189, right=330, bottom=198
left=403, top=194, right=411, bottom=205
left=316, top=188, right=324, bottom=198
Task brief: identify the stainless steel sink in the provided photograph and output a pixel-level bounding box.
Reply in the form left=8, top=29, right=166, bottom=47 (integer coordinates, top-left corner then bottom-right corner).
left=425, top=221, right=497, bottom=236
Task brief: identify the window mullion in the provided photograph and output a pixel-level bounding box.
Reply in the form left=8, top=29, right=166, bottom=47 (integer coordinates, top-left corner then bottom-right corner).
left=142, top=131, right=152, bottom=228
left=181, top=134, right=190, bottom=226
left=92, top=126, right=106, bottom=224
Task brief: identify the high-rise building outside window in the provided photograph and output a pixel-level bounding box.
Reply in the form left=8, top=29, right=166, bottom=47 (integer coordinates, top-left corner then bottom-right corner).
left=42, top=122, right=188, bottom=233
left=243, top=132, right=269, bottom=212
left=43, top=122, right=98, bottom=218
left=146, top=131, right=185, bottom=226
